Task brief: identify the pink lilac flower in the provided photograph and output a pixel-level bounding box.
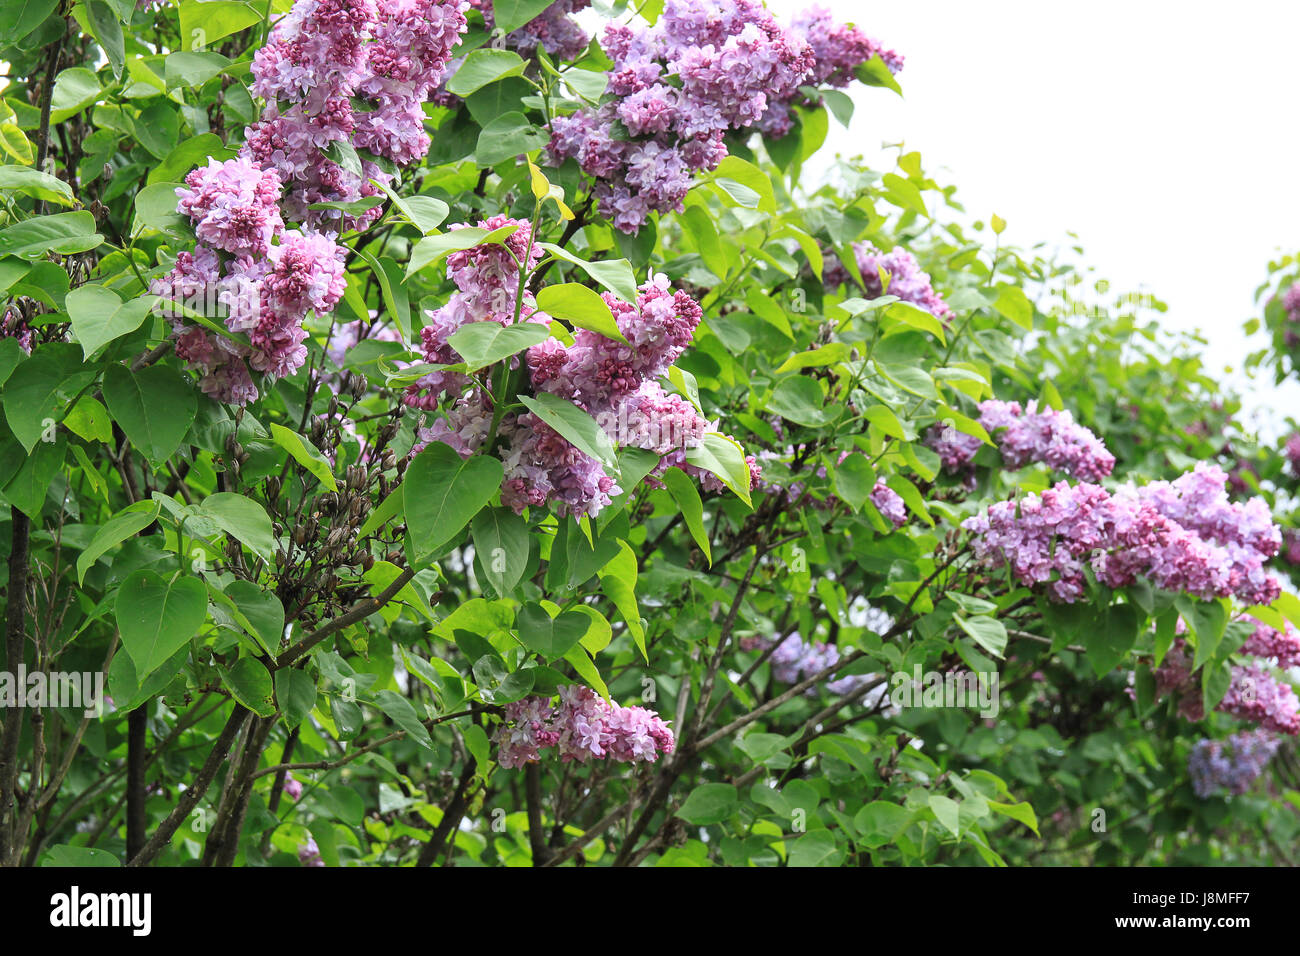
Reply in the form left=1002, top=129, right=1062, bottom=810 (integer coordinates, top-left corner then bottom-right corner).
left=547, top=0, right=815, bottom=232
left=1240, top=616, right=1300, bottom=668
left=1285, top=432, right=1300, bottom=478
left=245, top=0, right=468, bottom=231
left=826, top=242, right=953, bottom=322
left=283, top=773, right=304, bottom=801
left=0, top=308, right=33, bottom=353
left=977, top=399, right=1115, bottom=481
left=1188, top=730, right=1280, bottom=798
left=963, top=476, right=1282, bottom=606
left=870, top=481, right=907, bottom=528
left=466, top=0, right=591, bottom=61
left=757, top=6, right=903, bottom=138
left=1154, top=636, right=1300, bottom=734
left=175, top=156, right=284, bottom=258
left=494, top=685, right=674, bottom=768
left=298, top=836, right=325, bottom=866
left=1280, top=283, right=1300, bottom=349
left=1282, top=528, right=1300, bottom=566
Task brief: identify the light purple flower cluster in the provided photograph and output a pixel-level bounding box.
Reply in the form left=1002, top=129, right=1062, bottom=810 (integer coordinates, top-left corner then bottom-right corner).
left=547, top=0, right=814, bottom=232
left=757, top=6, right=903, bottom=138
left=1156, top=638, right=1300, bottom=735
left=740, top=632, right=894, bottom=710
left=926, top=398, right=1115, bottom=481
left=1284, top=432, right=1300, bottom=478
left=298, top=836, right=325, bottom=866
left=1239, top=615, right=1300, bottom=667
left=494, top=685, right=675, bottom=768
left=467, top=0, right=591, bottom=61
left=825, top=242, right=953, bottom=322
left=1283, top=529, right=1300, bottom=567
left=283, top=772, right=303, bottom=801
left=963, top=470, right=1282, bottom=606
left=0, top=307, right=33, bottom=353
left=406, top=223, right=753, bottom=517
left=153, top=158, right=347, bottom=403
left=1280, top=283, right=1300, bottom=349
left=245, top=0, right=469, bottom=230
left=1188, top=730, right=1280, bottom=798
left=979, top=399, right=1115, bottom=481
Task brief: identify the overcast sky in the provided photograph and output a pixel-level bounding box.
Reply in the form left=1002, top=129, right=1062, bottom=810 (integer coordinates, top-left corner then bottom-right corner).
left=765, top=0, right=1300, bottom=434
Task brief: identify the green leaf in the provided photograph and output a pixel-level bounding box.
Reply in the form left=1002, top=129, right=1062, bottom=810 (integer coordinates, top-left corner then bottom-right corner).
left=855, top=55, right=902, bottom=95
left=225, top=579, right=284, bottom=653
left=132, top=181, right=190, bottom=237
left=881, top=172, right=927, bottom=217
left=471, top=506, right=529, bottom=595
left=832, top=453, right=875, bottom=513
left=712, top=156, right=776, bottom=212
left=676, top=783, right=737, bottom=825
left=49, top=68, right=102, bottom=124
left=274, top=668, right=317, bottom=728
left=201, top=492, right=274, bottom=560
left=403, top=442, right=504, bottom=561
left=0, top=165, right=74, bottom=205
left=660, top=466, right=711, bottom=565
left=0, top=0, right=58, bottom=43
left=77, top=500, right=161, bottom=584
left=406, top=222, right=521, bottom=278
left=223, top=657, right=276, bottom=717
left=163, top=50, right=230, bottom=90
left=928, top=794, right=961, bottom=837
left=179, top=0, right=263, bottom=46
left=517, top=392, right=617, bottom=469
left=64, top=395, right=113, bottom=444
left=768, top=376, right=830, bottom=426
left=955, top=615, right=1007, bottom=659
left=447, top=321, right=549, bottom=371
left=516, top=603, right=588, bottom=660
left=0, top=211, right=101, bottom=259
left=1087, top=603, right=1141, bottom=676
left=41, top=845, right=119, bottom=868
left=373, top=690, right=434, bottom=749
left=536, top=243, right=638, bottom=303
left=993, top=284, right=1033, bottom=330
left=116, top=569, right=207, bottom=678
left=475, top=111, right=548, bottom=166
left=103, top=364, right=197, bottom=465
left=445, top=49, right=527, bottom=97
left=683, top=432, right=753, bottom=506
left=268, top=423, right=338, bottom=491
left=86, top=1, right=126, bottom=79
left=598, top=540, right=645, bottom=660
left=788, top=830, right=841, bottom=867
left=148, top=133, right=235, bottom=185
left=886, top=301, right=946, bottom=343
left=2, top=343, right=96, bottom=451
left=988, top=800, right=1039, bottom=836
left=492, top=0, right=554, bottom=32
left=66, top=286, right=155, bottom=360
left=535, top=282, right=628, bottom=343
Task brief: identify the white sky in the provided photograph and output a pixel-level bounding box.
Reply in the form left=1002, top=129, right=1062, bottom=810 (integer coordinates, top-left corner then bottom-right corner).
left=766, top=0, right=1300, bottom=433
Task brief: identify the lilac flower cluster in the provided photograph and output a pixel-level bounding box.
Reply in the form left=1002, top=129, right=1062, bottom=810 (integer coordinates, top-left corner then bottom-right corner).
left=1240, top=616, right=1300, bottom=667
left=1155, top=638, right=1300, bottom=735
left=468, top=0, right=591, bottom=61
left=740, top=632, right=892, bottom=710
left=246, top=0, right=469, bottom=230
left=0, top=307, right=33, bottom=353
left=547, top=0, right=815, bottom=232
left=1188, top=730, right=1280, bottom=798
left=963, top=468, right=1282, bottom=606
left=1280, top=283, right=1300, bottom=349
left=1283, top=529, right=1300, bottom=567
left=298, top=836, right=325, bottom=866
left=927, top=398, right=1115, bottom=481
left=153, top=157, right=347, bottom=403
left=757, top=6, right=903, bottom=138
left=1284, top=432, right=1300, bottom=478
left=406, top=224, right=755, bottom=517
left=494, top=685, right=675, bottom=768
left=824, top=242, right=953, bottom=322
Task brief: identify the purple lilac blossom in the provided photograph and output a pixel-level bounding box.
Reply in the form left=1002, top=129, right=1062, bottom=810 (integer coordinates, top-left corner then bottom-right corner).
left=494, top=685, right=675, bottom=768
left=547, top=0, right=815, bottom=232
left=1188, top=730, right=1280, bottom=798
left=824, top=242, right=953, bottom=322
